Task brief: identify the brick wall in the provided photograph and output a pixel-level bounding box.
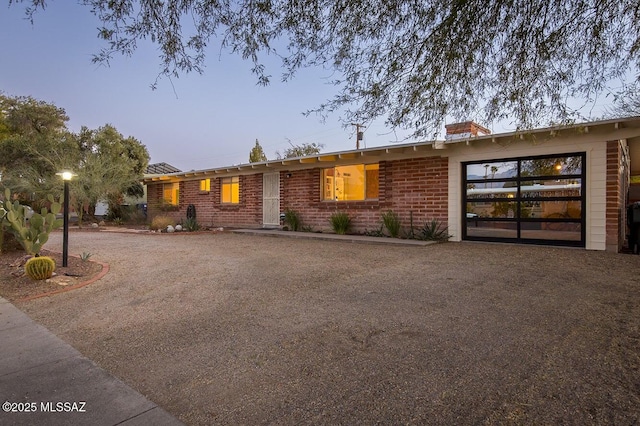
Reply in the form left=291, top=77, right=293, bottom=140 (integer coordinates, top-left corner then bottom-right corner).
left=280, top=156, right=448, bottom=232
left=445, top=121, right=491, bottom=137
left=387, top=157, right=449, bottom=227
left=147, top=155, right=449, bottom=232
left=606, top=140, right=627, bottom=252
left=147, top=175, right=263, bottom=228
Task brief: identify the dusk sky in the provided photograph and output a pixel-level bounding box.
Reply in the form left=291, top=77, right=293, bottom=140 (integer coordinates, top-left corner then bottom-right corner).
left=1, top=2, right=616, bottom=172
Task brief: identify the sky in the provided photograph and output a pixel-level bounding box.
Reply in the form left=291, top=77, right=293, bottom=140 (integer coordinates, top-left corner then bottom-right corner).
left=0, top=2, right=619, bottom=172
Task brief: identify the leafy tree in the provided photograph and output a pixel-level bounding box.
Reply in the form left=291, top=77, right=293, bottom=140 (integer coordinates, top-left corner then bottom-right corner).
left=0, top=94, right=77, bottom=206
left=72, top=124, right=149, bottom=222
left=0, top=93, right=68, bottom=138
left=10, top=1, right=640, bottom=136
left=276, top=142, right=323, bottom=159
left=0, top=94, right=149, bottom=224
left=249, top=139, right=268, bottom=163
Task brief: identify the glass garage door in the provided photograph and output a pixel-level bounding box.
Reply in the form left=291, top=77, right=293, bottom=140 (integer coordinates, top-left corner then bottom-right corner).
left=463, top=153, right=586, bottom=247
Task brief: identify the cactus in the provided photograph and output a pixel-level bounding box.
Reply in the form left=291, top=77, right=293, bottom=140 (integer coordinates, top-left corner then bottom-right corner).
left=2, top=188, right=64, bottom=255
left=24, top=256, right=56, bottom=280
left=0, top=205, right=6, bottom=252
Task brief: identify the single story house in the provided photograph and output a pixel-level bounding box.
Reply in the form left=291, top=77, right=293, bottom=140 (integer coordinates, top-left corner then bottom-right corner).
left=143, top=117, right=640, bottom=252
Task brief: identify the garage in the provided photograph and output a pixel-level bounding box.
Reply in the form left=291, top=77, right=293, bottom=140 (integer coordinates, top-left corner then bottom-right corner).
left=462, top=153, right=586, bottom=247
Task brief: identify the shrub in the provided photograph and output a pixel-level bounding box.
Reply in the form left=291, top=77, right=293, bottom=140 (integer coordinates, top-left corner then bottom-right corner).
left=184, top=217, right=200, bottom=232
left=364, top=225, right=385, bottom=237
left=381, top=210, right=402, bottom=238
left=150, top=215, right=175, bottom=231
left=329, top=211, right=351, bottom=235
left=417, top=219, right=451, bottom=241
left=107, top=204, right=147, bottom=224
left=284, top=209, right=301, bottom=231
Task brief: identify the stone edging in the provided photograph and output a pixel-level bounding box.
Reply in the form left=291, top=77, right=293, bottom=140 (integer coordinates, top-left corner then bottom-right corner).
left=16, top=256, right=110, bottom=303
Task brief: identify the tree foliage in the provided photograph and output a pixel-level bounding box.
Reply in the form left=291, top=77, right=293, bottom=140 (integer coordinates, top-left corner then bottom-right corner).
left=0, top=94, right=149, bottom=222
left=276, top=142, right=323, bottom=159
left=10, top=0, right=640, bottom=136
left=0, top=94, right=77, bottom=205
left=249, top=139, right=268, bottom=163
left=72, top=124, right=149, bottom=222
left=607, top=86, right=640, bottom=118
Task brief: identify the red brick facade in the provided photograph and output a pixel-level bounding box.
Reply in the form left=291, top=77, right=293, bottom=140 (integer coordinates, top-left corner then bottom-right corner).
left=147, top=174, right=263, bottom=228
left=445, top=121, right=491, bottom=137
left=144, top=118, right=640, bottom=251
left=148, top=155, right=449, bottom=233
left=606, top=140, right=628, bottom=252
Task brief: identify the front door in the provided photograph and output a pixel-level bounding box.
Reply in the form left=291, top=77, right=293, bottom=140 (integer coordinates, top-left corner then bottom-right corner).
left=262, top=172, right=280, bottom=227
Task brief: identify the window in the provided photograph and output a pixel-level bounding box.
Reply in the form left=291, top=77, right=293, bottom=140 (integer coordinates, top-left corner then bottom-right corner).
left=322, top=164, right=379, bottom=201
left=221, top=176, right=239, bottom=204
left=200, top=178, right=210, bottom=192
left=162, top=183, right=179, bottom=206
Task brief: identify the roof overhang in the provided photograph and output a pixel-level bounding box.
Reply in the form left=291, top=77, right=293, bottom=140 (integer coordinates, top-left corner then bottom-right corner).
left=142, top=116, right=640, bottom=184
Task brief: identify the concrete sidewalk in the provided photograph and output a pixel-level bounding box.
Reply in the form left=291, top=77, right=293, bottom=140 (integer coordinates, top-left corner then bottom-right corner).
left=0, top=298, right=183, bottom=426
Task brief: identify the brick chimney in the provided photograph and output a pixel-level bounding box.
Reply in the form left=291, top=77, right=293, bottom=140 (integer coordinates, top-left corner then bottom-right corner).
left=445, top=121, right=491, bottom=141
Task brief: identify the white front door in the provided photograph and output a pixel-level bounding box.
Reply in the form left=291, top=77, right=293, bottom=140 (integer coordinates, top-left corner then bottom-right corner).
left=262, top=172, right=280, bottom=227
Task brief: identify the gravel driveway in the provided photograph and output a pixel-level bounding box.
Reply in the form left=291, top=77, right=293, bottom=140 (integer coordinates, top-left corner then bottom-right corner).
left=17, top=231, right=640, bottom=425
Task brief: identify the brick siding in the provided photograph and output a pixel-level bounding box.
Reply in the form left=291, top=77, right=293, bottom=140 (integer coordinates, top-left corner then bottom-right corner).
left=279, top=157, right=448, bottom=232
left=147, top=175, right=263, bottom=228
left=605, top=140, right=626, bottom=252
left=147, top=155, right=450, bottom=233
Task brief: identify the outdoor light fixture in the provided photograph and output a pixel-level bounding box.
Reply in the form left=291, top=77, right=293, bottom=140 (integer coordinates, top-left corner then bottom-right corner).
left=56, top=171, right=76, bottom=267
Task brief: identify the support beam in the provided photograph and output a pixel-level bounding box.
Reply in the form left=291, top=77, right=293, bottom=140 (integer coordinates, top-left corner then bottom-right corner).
left=339, top=153, right=358, bottom=160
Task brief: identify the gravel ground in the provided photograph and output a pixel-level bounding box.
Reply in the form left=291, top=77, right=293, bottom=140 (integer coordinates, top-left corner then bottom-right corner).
left=15, top=231, right=640, bottom=425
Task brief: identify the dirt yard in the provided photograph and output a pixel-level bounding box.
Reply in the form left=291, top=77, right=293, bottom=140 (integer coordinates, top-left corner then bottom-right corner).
left=12, top=231, right=640, bottom=425
left=0, top=249, right=104, bottom=302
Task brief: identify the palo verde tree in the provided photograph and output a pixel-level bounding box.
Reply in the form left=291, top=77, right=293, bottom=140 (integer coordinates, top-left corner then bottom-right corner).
left=9, top=0, right=640, bottom=136
left=249, top=139, right=268, bottom=163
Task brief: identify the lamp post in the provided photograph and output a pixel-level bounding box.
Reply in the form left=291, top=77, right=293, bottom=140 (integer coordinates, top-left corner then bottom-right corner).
left=57, top=171, right=75, bottom=267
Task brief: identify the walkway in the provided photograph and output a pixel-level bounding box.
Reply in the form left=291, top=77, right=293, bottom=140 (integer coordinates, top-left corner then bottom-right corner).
left=0, top=298, right=183, bottom=426
left=232, top=228, right=436, bottom=246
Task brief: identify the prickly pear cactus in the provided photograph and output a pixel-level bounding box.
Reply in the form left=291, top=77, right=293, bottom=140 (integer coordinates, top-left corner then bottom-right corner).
left=24, top=256, right=56, bottom=280
left=2, top=188, right=63, bottom=255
